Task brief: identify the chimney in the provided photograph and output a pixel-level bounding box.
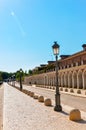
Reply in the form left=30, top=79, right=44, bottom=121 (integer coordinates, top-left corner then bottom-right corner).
left=82, top=44, right=86, bottom=51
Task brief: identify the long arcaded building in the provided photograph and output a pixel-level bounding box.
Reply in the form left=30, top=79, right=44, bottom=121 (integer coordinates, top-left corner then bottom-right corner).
left=24, top=44, right=86, bottom=90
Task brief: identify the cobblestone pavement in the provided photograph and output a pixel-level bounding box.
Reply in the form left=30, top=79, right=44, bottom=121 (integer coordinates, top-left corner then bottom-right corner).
left=3, top=83, right=86, bottom=130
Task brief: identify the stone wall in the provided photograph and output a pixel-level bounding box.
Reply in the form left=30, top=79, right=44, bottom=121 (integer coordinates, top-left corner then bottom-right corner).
left=24, top=49, right=86, bottom=90
left=24, top=64, right=86, bottom=89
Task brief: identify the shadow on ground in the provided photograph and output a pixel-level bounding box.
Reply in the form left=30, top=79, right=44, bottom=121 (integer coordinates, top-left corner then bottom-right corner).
left=73, top=119, right=86, bottom=124
left=61, top=111, right=69, bottom=116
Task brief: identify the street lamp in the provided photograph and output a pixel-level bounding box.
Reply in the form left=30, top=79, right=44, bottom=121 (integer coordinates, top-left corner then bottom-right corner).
left=12, top=74, right=15, bottom=86
left=20, top=68, right=23, bottom=91
left=52, top=41, right=62, bottom=111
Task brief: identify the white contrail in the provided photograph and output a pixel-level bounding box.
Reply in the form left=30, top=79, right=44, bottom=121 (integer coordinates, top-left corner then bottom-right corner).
left=11, top=11, right=25, bottom=37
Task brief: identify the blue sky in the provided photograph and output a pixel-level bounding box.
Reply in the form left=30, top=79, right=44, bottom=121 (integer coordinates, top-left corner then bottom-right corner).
left=0, top=0, right=86, bottom=72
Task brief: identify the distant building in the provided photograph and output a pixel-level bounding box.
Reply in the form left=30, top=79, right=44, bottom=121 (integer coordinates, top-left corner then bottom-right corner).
left=24, top=44, right=86, bottom=90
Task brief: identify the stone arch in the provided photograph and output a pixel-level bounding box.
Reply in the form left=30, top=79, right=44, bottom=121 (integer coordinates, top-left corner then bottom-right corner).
left=82, top=69, right=86, bottom=89
left=61, top=73, right=65, bottom=87
left=64, top=72, right=68, bottom=87
left=59, top=73, right=62, bottom=87
left=77, top=70, right=83, bottom=89
left=48, top=75, right=50, bottom=86
left=51, top=76, right=54, bottom=86
left=53, top=76, right=55, bottom=86
left=44, top=75, right=47, bottom=86
left=47, top=76, right=50, bottom=86
left=68, top=71, right=72, bottom=88
left=72, top=71, right=77, bottom=88
left=49, top=76, right=51, bottom=86
left=58, top=73, right=61, bottom=87
left=51, top=77, right=53, bottom=86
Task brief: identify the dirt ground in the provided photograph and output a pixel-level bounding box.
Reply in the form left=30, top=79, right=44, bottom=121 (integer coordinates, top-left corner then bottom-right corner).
left=0, top=85, right=4, bottom=130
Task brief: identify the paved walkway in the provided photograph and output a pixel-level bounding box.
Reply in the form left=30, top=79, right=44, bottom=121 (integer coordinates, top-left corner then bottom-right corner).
left=0, top=85, right=3, bottom=130
left=16, top=83, right=86, bottom=116
left=3, top=83, right=86, bottom=130
left=16, top=82, right=86, bottom=99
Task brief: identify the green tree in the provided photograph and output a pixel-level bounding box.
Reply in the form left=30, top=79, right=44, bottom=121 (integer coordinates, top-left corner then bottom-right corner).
left=15, top=70, right=24, bottom=82
left=0, top=73, right=3, bottom=81
left=28, top=70, right=33, bottom=75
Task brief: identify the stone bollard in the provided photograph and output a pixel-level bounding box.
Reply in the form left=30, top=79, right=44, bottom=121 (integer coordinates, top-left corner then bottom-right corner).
left=33, top=94, right=39, bottom=99
left=38, top=96, right=44, bottom=102
left=30, top=92, right=34, bottom=97
left=60, top=87, right=63, bottom=91
left=44, top=98, right=52, bottom=106
left=28, top=91, right=31, bottom=95
left=70, top=89, right=74, bottom=93
left=85, top=91, right=86, bottom=95
left=65, top=88, right=68, bottom=92
left=77, top=89, right=81, bottom=94
left=53, top=87, right=55, bottom=90
left=69, top=109, right=81, bottom=121
left=23, top=89, right=28, bottom=94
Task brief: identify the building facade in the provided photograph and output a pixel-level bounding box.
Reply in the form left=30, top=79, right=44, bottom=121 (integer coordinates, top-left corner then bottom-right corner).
left=24, top=44, right=86, bottom=90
